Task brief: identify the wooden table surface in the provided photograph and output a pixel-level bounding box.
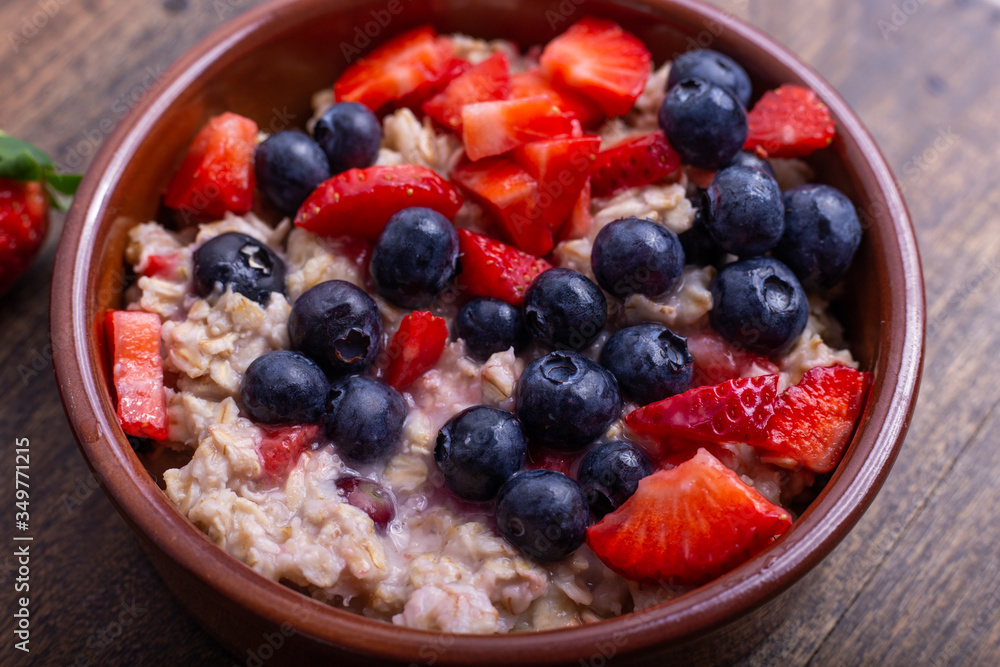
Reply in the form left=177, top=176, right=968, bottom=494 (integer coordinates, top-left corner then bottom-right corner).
left=1, top=0, right=997, bottom=664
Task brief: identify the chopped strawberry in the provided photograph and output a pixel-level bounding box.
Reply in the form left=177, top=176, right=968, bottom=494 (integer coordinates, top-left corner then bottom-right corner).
left=558, top=178, right=592, bottom=241
left=687, top=329, right=780, bottom=387
left=333, top=27, right=455, bottom=112
left=624, top=374, right=780, bottom=455
left=105, top=310, right=168, bottom=441
left=760, top=365, right=871, bottom=473
left=257, top=424, right=320, bottom=481
left=422, top=52, right=511, bottom=132
left=141, top=252, right=183, bottom=279
left=294, top=165, right=462, bottom=240
left=164, top=112, right=257, bottom=222
left=450, top=157, right=551, bottom=256
left=396, top=54, right=472, bottom=111
left=513, top=134, right=599, bottom=233
left=587, top=448, right=792, bottom=585
left=0, top=179, right=48, bottom=295
left=455, top=229, right=552, bottom=306
left=539, top=17, right=651, bottom=118
left=461, top=96, right=575, bottom=161
left=590, top=131, right=682, bottom=197
left=384, top=311, right=449, bottom=390
left=510, top=69, right=604, bottom=127
left=744, top=84, right=836, bottom=158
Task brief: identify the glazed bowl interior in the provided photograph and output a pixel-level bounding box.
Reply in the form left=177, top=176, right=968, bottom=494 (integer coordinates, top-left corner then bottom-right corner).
left=52, top=0, right=923, bottom=664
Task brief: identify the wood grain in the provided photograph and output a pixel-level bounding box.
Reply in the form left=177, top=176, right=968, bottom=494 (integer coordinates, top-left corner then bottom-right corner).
left=1, top=0, right=997, bottom=664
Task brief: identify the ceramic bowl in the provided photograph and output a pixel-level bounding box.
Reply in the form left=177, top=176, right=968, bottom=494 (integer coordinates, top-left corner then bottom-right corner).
left=51, top=0, right=924, bottom=664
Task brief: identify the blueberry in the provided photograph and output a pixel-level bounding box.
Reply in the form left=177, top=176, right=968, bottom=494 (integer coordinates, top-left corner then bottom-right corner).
left=240, top=351, right=330, bottom=424
left=591, top=217, right=684, bottom=300
left=710, top=257, right=808, bottom=356
left=679, top=192, right=726, bottom=267
left=658, top=78, right=748, bottom=170
left=773, top=184, right=862, bottom=291
left=370, top=207, right=459, bottom=309
left=523, top=268, right=607, bottom=351
left=599, top=324, right=693, bottom=405
left=193, top=232, right=286, bottom=304
left=454, top=298, right=529, bottom=362
left=312, top=102, right=382, bottom=174
left=515, top=351, right=622, bottom=451
left=325, top=376, right=406, bottom=465
left=288, top=280, right=382, bottom=377
left=495, top=469, right=589, bottom=562
left=254, top=131, right=331, bottom=217
left=727, top=150, right=776, bottom=179
left=335, top=477, right=395, bottom=530
left=666, top=49, right=753, bottom=108
left=706, top=165, right=784, bottom=257
left=577, top=441, right=652, bottom=519
left=435, top=406, right=527, bottom=501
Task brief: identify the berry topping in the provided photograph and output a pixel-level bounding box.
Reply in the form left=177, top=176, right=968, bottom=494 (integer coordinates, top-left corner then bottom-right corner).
left=454, top=298, right=529, bottom=362
left=435, top=405, right=528, bottom=501
left=590, top=216, right=684, bottom=300
left=744, top=84, right=835, bottom=158
left=523, top=268, right=607, bottom=351
left=658, top=79, right=748, bottom=170
left=577, top=440, right=653, bottom=519
left=665, top=49, right=753, bottom=108
left=516, top=351, right=622, bottom=451
left=370, top=206, right=459, bottom=309
left=105, top=310, right=168, bottom=441
left=254, top=131, right=331, bottom=217
left=509, top=69, right=604, bottom=128
left=383, top=311, right=449, bottom=390
left=726, top=150, right=776, bottom=179
left=257, top=424, right=320, bottom=481
left=599, top=324, right=694, bottom=405
left=240, top=351, right=330, bottom=425
left=335, top=477, right=396, bottom=530
left=710, top=257, right=809, bottom=356
left=706, top=165, right=784, bottom=257
left=454, top=229, right=552, bottom=306
left=686, top=329, right=780, bottom=387
left=589, top=131, right=682, bottom=198
left=774, top=184, right=862, bottom=291
left=288, top=280, right=383, bottom=377
left=495, top=469, right=590, bottom=562
left=461, top=96, right=575, bottom=162
left=422, top=52, right=511, bottom=132
left=325, top=376, right=407, bottom=465
left=193, top=232, right=287, bottom=304
left=312, top=102, right=383, bottom=175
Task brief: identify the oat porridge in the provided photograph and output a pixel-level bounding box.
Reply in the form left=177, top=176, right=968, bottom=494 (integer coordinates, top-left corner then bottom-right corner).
left=105, top=18, right=871, bottom=634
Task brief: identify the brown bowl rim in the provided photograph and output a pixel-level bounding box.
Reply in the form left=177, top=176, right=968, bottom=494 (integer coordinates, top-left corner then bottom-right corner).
left=51, top=0, right=925, bottom=663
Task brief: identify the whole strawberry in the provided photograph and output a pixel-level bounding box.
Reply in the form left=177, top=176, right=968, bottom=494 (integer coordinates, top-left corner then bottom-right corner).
left=0, top=132, right=81, bottom=295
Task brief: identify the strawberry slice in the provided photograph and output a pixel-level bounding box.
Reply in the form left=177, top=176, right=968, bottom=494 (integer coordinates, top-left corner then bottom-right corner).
left=744, top=84, right=836, bottom=158
left=105, top=310, right=168, bottom=441
left=461, top=96, right=575, bottom=161
left=509, top=69, right=604, bottom=128
left=384, top=311, right=449, bottom=390
left=587, top=448, right=792, bottom=585
left=760, top=365, right=871, bottom=473
left=513, top=134, right=599, bottom=235
left=687, top=329, right=780, bottom=388
left=590, top=131, right=682, bottom=197
left=539, top=17, right=652, bottom=118
left=396, top=55, right=472, bottom=111
left=558, top=178, right=593, bottom=241
left=624, top=374, right=780, bottom=455
left=334, top=27, right=455, bottom=112
left=164, top=112, right=258, bottom=222
left=294, top=165, right=462, bottom=241
left=422, top=52, right=511, bottom=132
left=455, top=228, right=552, bottom=306
left=257, top=423, right=320, bottom=481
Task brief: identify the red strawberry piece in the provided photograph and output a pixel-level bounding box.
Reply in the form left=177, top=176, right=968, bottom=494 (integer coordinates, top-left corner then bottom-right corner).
left=539, top=17, right=652, bottom=118
left=461, top=96, right=575, bottom=161
left=105, top=310, right=169, bottom=441
left=587, top=448, right=792, bottom=585
left=164, top=112, right=258, bottom=222
left=383, top=310, right=449, bottom=390
left=760, top=365, right=871, bottom=473
left=0, top=179, right=48, bottom=295
left=422, top=52, right=511, bottom=132
left=558, top=177, right=593, bottom=241
left=141, top=252, right=183, bottom=280
left=686, top=329, right=780, bottom=387
left=294, top=165, right=462, bottom=241
left=509, top=69, right=605, bottom=128
left=744, top=84, right=836, bottom=158
left=590, top=131, right=682, bottom=197
left=334, top=27, right=455, bottom=112
left=450, top=157, right=552, bottom=256
left=455, top=228, right=552, bottom=306
left=257, top=423, right=320, bottom=481
left=513, top=134, right=599, bottom=236
left=396, top=54, right=472, bottom=111
left=624, top=374, right=780, bottom=455
left=524, top=448, right=577, bottom=477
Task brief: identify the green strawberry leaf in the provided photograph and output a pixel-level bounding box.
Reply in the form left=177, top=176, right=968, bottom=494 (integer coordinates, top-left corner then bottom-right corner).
left=0, top=131, right=82, bottom=212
